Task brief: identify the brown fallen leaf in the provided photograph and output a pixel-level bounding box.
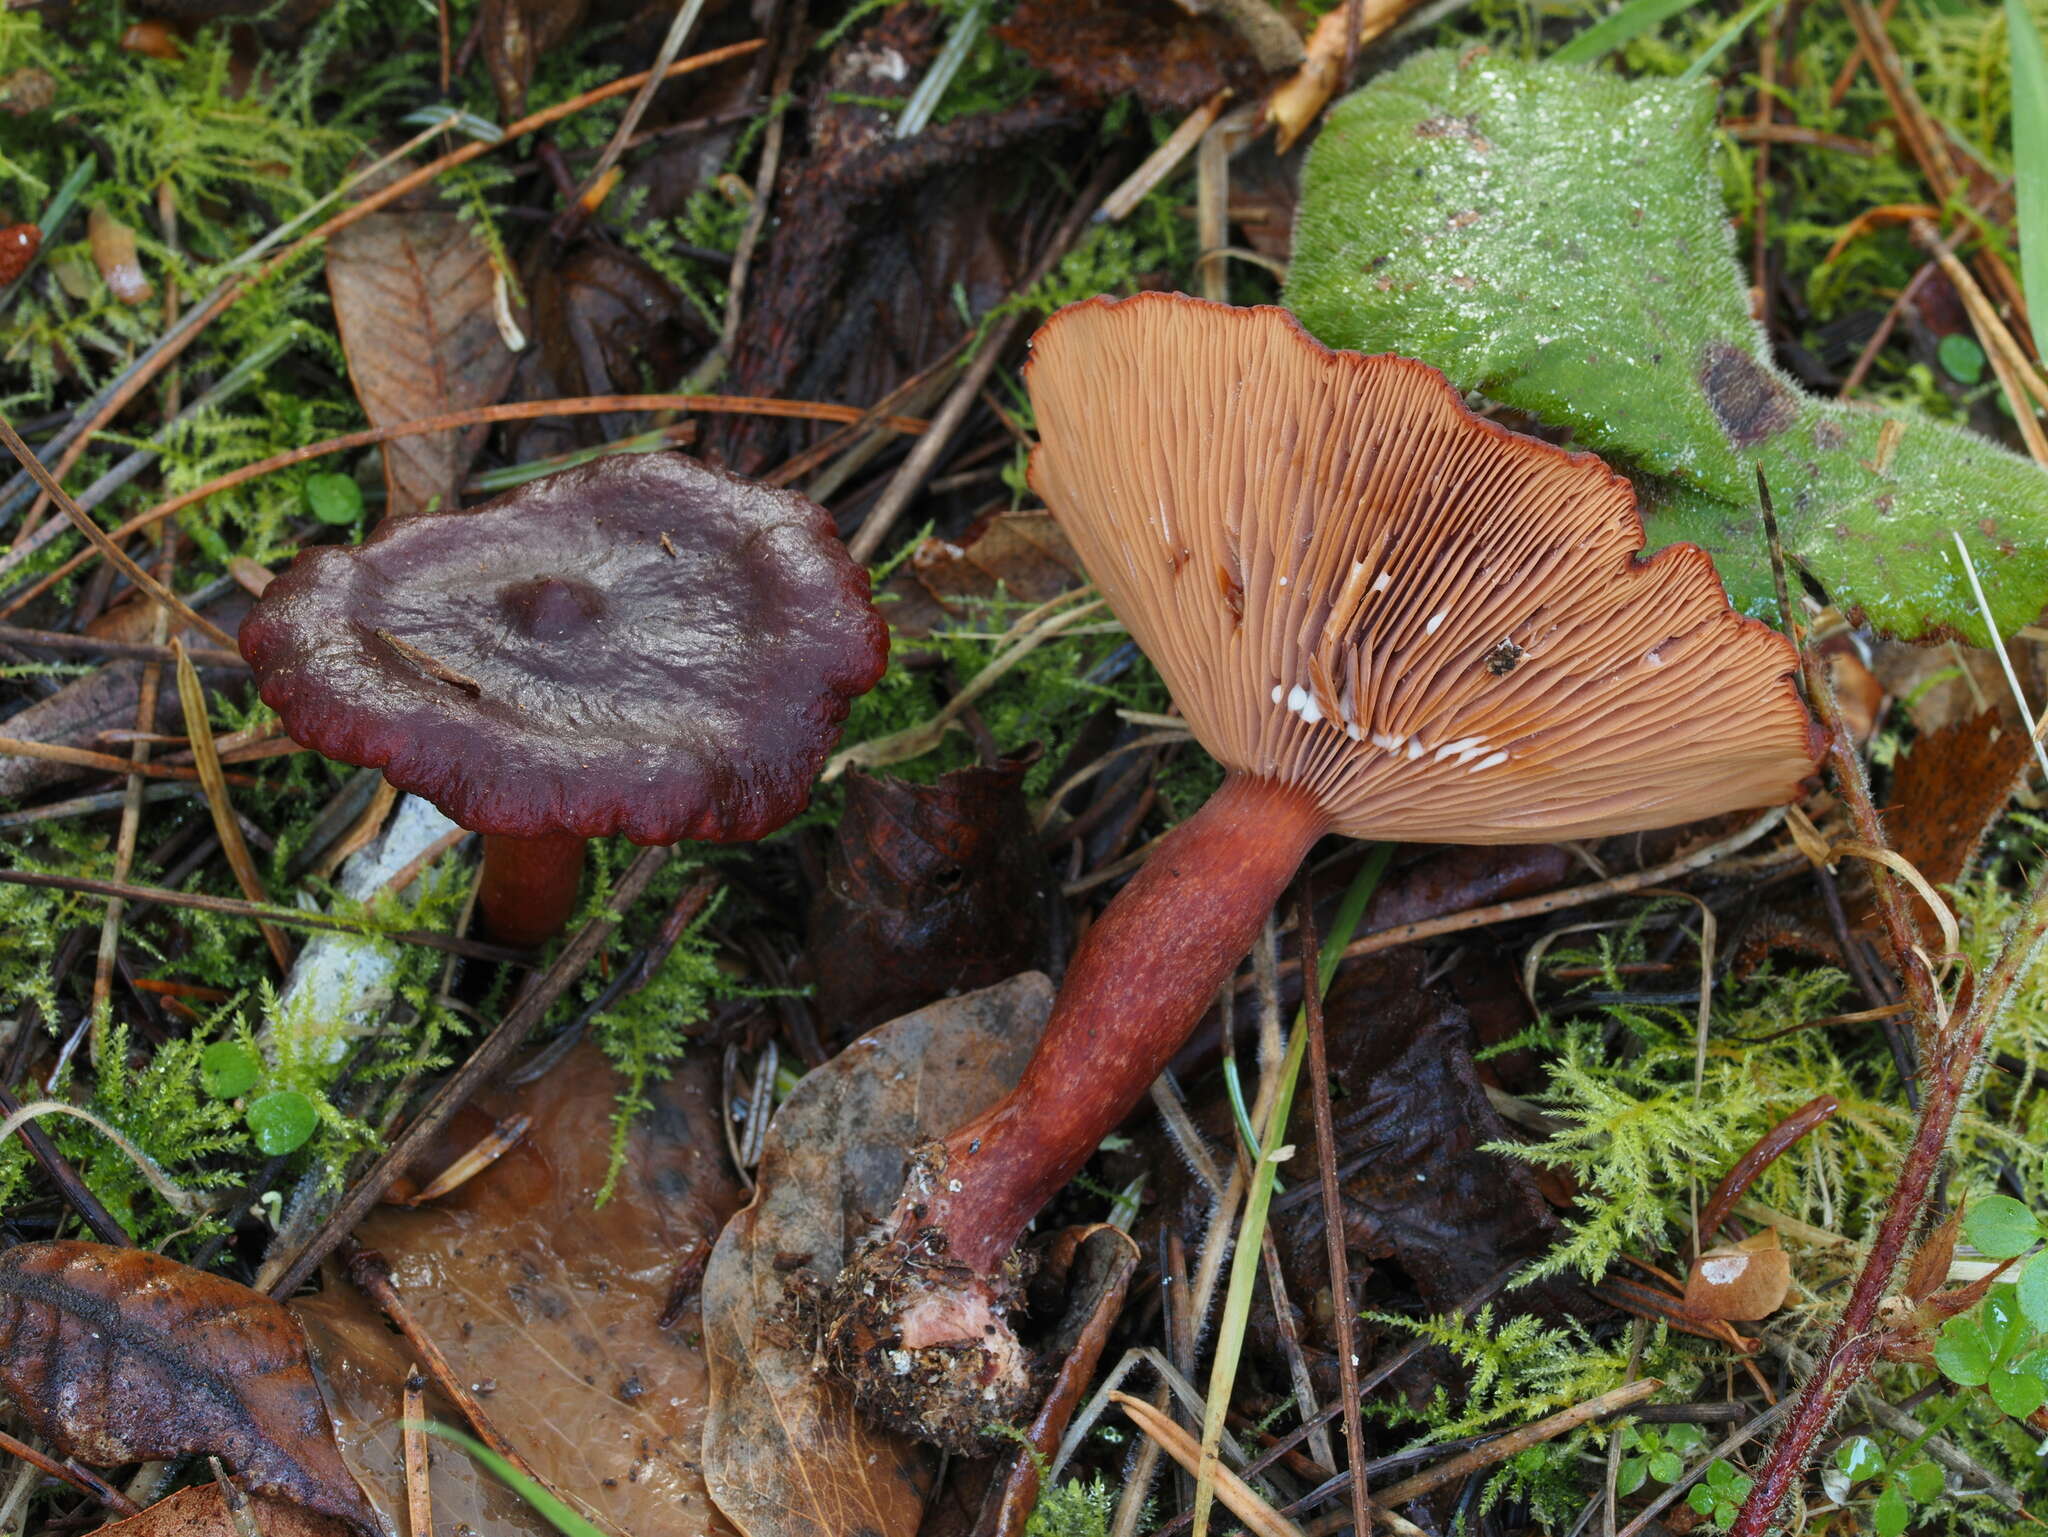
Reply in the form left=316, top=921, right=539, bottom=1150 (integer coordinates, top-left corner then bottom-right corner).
left=881, top=511, right=1088, bottom=640
left=478, top=0, right=588, bottom=119
left=1888, top=706, right=2032, bottom=898
left=88, top=1483, right=352, bottom=1537
left=1870, top=638, right=2026, bottom=738
left=292, top=1043, right=745, bottom=1537
left=1817, top=633, right=1885, bottom=742
left=709, top=4, right=1083, bottom=475
left=1683, top=1231, right=1792, bottom=1322
left=701, top=972, right=1056, bottom=1537
left=1273, top=949, right=1569, bottom=1321
left=504, top=241, right=695, bottom=465
left=0, top=1242, right=378, bottom=1537
left=0, top=597, right=251, bottom=798
left=326, top=211, right=522, bottom=516
left=1355, top=842, right=1576, bottom=938
left=807, top=755, right=1055, bottom=1038
left=993, top=0, right=1269, bottom=114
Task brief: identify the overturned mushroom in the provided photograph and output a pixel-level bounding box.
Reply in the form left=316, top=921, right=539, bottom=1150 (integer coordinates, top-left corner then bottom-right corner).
left=827, top=292, right=1823, bottom=1449
left=240, top=452, right=887, bottom=946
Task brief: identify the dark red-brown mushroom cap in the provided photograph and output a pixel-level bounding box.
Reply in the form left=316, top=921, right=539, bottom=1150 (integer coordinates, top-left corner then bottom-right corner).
left=240, top=452, right=888, bottom=845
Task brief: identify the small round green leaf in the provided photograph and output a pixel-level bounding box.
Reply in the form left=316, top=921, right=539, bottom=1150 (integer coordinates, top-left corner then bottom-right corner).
left=1688, top=1485, right=1719, bottom=1516
left=1963, top=1194, right=2041, bottom=1259
left=1664, top=1422, right=1704, bottom=1454
left=2018, top=1250, right=2048, bottom=1332
left=1934, top=1315, right=1992, bottom=1386
left=305, top=472, right=365, bottom=527
left=1984, top=1284, right=2028, bottom=1358
left=1874, top=1485, right=1910, bottom=1537
left=198, top=1040, right=259, bottom=1099
left=1617, top=1458, right=1648, bottom=1497
left=1937, top=332, right=1986, bottom=385
left=1649, top=1450, right=1682, bottom=1483
left=1835, top=1435, right=1883, bottom=1483
left=246, top=1090, right=317, bottom=1155
left=1898, top=1461, right=1943, bottom=1502
left=1990, top=1363, right=2048, bottom=1418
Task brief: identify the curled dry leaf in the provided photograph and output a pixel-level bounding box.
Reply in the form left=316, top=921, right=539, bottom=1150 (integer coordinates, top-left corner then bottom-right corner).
left=88, top=207, right=153, bottom=305
left=881, top=511, right=1087, bottom=641
left=701, top=972, right=1056, bottom=1537
left=88, top=1483, right=351, bottom=1537
left=1903, top=1207, right=1965, bottom=1305
left=1683, top=1231, right=1792, bottom=1322
left=478, top=0, right=588, bottom=118
left=506, top=242, right=693, bottom=464
left=807, top=754, right=1055, bottom=1038
left=326, top=211, right=523, bottom=516
left=292, top=1043, right=745, bottom=1537
left=0, top=1242, right=378, bottom=1537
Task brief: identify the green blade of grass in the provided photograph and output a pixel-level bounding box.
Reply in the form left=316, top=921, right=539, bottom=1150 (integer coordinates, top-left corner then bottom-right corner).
left=2009, top=0, right=2048, bottom=325
left=1552, top=0, right=1698, bottom=65
left=1677, top=0, right=1785, bottom=85
left=415, top=1422, right=605, bottom=1537
left=1189, top=843, right=1392, bottom=1537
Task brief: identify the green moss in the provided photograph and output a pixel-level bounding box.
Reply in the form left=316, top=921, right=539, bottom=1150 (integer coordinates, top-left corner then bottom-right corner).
left=1024, top=1474, right=1117, bottom=1537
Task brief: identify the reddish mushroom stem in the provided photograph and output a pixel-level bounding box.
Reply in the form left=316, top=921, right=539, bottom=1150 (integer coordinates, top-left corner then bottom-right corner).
left=907, top=771, right=1326, bottom=1271
left=833, top=775, right=1326, bottom=1448
left=477, top=832, right=587, bottom=948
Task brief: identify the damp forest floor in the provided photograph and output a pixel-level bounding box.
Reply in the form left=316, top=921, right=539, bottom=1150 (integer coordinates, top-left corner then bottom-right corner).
left=4, top=1, right=2048, bottom=1536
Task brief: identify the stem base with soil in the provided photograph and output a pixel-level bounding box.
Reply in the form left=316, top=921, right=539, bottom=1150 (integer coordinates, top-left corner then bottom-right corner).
left=823, top=773, right=1328, bottom=1450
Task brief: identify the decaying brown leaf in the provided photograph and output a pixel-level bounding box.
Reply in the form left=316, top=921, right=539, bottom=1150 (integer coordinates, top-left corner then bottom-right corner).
left=881, top=511, right=1088, bottom=640
left=88, top=1483, right=352, bottom=1537
left=504, top=241, right=695, bottom=464
left=292, top=1043, right=744, bottom=1537
left=325, top=211, right=523, bottom=516
left=479, top=0, right=589, bottom=119
left=1888, top=706, right=2033, bottom=897
left=711, top=5, right=1083, bottom=474
left=701, top=972, right=1056, bottom=1537
left=1273, top=950, right=1569, bottom=1321
left=807, top=755, right=1054, bottom=1038
left=0, top=597, right=251, bottom=798
left=0, top=1242, right=378, bottom=1537
left=1682, top=1231, right=1792, bottom=1322
left=993, top=0, right=1269, bottom=114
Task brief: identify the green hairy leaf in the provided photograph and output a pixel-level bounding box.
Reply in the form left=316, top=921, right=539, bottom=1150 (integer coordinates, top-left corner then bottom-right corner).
left=1288, top=49, right=2048, bottom=642
left=1964, top=1194, right=2043, bottom=1259
left=2018, top=1250, right=2048, bottom=1330
left=1935, top=1315, right=1992, bottom=1386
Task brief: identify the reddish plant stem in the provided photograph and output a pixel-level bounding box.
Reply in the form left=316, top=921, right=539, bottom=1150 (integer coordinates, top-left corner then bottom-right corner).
left=1732, top=792, right=2048, bottom=1532
left=904, top=773, right=1327, bottom=1273
left=1758, top=473, right=1936, bottom=1030
left=477, top=832, right=587, bottom=948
